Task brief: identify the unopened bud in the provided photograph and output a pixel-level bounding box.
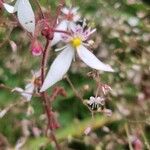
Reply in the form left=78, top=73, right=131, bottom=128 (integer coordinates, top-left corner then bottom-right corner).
left=132, top=138, right=143, bottom=150
left=101, top=84, right=112, bottom=95
left=84, top=126, right=92, bottom=135
left=31, top=40, right=43, bottom=56
left=41, top=27, right=54, bottom=40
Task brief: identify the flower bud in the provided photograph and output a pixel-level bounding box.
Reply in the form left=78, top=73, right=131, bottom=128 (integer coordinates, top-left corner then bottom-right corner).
left=84, top=126, right=92, bottom=135
left=41, top=26, right=54, bottom=40
left=132, top=138, right=143, bottom=150
left=31, top=40, right=43, bottom=56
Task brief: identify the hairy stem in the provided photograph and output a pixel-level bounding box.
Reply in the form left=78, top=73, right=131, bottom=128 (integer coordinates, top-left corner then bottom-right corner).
left=40, top=40, right=61, bottom=150
left=53, top=0, right=65, bottom=27
left=33, top=0, right=45, bottom=19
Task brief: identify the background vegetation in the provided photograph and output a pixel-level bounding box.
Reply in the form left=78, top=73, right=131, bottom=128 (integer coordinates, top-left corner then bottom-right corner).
left=0, top=0, right=150, bottom=149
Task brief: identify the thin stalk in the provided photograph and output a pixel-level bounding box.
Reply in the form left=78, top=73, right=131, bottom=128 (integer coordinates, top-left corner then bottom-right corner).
left=65, top=75, right=83, bottom=102
left=33, top=0, right=45, bottom=19
left=125, top=123, right=134, bottom=150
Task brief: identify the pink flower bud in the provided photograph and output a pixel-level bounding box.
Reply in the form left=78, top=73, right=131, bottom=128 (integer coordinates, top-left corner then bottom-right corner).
left=101, top=84, right=112, bottom=95
left=31, top=40, right=43, bottom=56
left=84, top=126, right=92, bottom=135
left=132, top=138, right=143, bottom=150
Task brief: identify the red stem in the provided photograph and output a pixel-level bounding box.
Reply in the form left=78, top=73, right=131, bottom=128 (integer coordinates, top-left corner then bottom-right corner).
left=40, top=40, right=61, bottom=150
left=39, top=0, right=66, bottom=149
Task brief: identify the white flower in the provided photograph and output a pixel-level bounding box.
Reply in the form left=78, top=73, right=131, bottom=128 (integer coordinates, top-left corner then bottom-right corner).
left=40, top=25, right=114, bottom=92
left=51, top=20, right=68, bottom=46
left=61, top=7, right=80, bottom=23
left=12, top=70, right=41, bottom=101
left=3, top=0, right=35, bottom=34
left=51, top=7, right=80, bottom=46
left=88, top=96, right=105, bottom=105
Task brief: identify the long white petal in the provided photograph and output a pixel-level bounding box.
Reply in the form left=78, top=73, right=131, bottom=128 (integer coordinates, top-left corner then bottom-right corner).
left=51, top=20, right=68, bottom=46
left=40, top=46, right=74, bottom=92
left=12, top=87, right=24, bottom=93
left=77, top=45, right=114, bottom=72
left=3, top=3, right=16, bottom=13
left=22, top=83, right=34, bottom=101
left=17, top=0, right=35, bottom=34
left=14, top=0, right=20, bottom=12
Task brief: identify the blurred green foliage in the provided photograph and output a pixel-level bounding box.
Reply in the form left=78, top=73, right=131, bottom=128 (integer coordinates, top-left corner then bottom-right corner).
left=0, top=0, right=150, bottom=149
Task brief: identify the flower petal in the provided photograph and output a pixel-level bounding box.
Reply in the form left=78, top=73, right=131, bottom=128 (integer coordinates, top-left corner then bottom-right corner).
left=71, top=7, right=79, bottom=14
left=12, top=87, right=24, bottom=93
left=3, top=3, right=16, bottom=13
left=77, top=45, right=114, bottom=72
left=73, top=14, right=81, bottom=22
left=51, top=20, right=68, bottom=46
left=40, top=46, right=74, bottom=92
left=17, top=0, right=35, bottom=34
left=61, top=7, right=69, bottom=15
left=14, top=0, right=20, bottom=12
left=22, top=83, right=34, bottom=101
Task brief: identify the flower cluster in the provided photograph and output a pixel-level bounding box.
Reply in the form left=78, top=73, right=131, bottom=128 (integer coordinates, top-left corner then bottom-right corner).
left=2, top=0, right=114, bottom=108
left=1, top=1, right=116, bottom=148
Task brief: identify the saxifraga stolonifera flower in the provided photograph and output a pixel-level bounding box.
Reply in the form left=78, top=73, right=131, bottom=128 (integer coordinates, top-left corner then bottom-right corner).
left=2, top=0, right=114, bottom=111
left=40, top=24, right=114, bottom=92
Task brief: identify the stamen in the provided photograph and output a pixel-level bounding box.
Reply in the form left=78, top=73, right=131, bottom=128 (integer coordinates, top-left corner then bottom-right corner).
left=71, top=37, right=81, bottom=48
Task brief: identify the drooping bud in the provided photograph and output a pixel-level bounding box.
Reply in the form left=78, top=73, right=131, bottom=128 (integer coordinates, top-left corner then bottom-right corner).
left=132, top=137, right=143, bottom=150
left=101, top=84, right=112, bottom=95
left=31, top=40, right=43, bottom=56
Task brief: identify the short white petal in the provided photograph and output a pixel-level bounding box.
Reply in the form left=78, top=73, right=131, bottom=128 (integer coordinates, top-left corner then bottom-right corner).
left=40, top=46, right=74, bottom=92
left=17, top=0, right=35, bottom=34
left=77, top=45, right=114, bottom=72
left=3, top=3, right=16, bottom=13
left=51, top=20, right=68, bottom=46
left=73, top=14, right=81, bottom=22
left=22, top=83, right=34, bottom=101
left=61, top=7, right=69, bottom=15
left=71, top=7, right=79, bottom=14
left=69, top=22, right=76, bottom=31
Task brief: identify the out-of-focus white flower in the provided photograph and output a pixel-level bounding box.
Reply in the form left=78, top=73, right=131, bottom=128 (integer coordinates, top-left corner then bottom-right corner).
left=12, top=70, right=41, bottom=101
left=87, top=96, right=105, bottom=110
left=128, top=17, right=139, bottom=27
left=3, top=0, right=35, bottom=34
left=40, top=25, right=114, bottom=92
left=61, top=7, right=80, bottom=23
left=51, top=7, right=80, bottom=46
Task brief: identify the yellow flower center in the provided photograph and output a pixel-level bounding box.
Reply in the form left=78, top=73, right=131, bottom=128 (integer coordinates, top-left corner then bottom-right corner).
left=71, top=37, right=82, bottom=48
